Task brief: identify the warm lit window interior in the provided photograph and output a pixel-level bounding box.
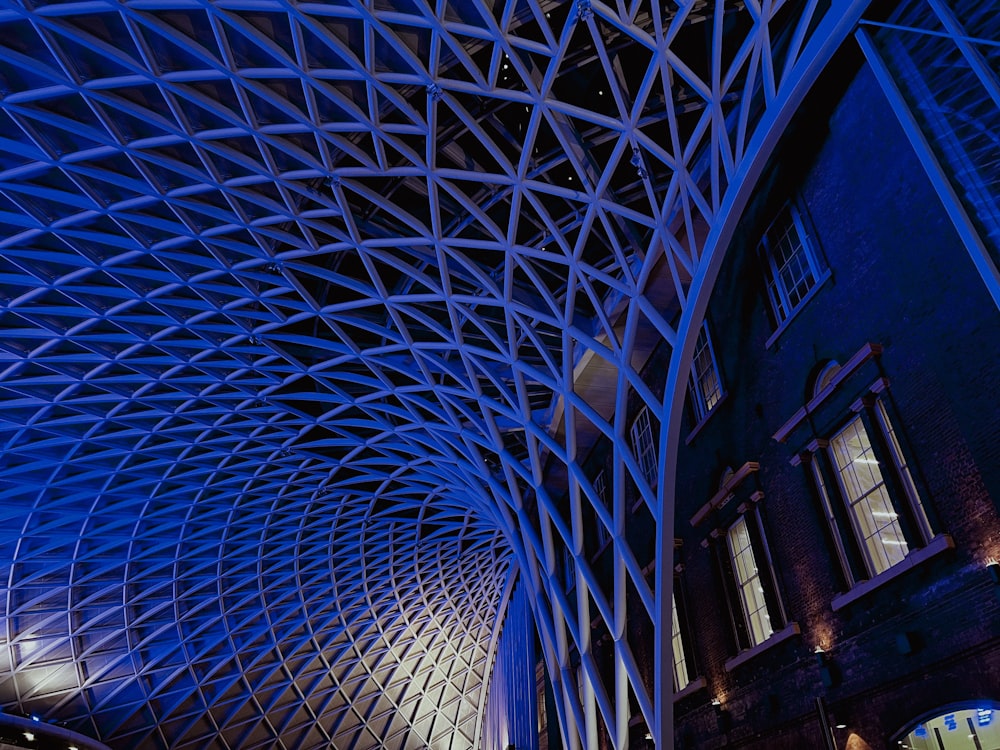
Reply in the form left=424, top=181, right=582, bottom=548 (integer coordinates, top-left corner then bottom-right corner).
left=829, top=415, right=909, bottom=576
left=726, top=516, right=774, bottom=646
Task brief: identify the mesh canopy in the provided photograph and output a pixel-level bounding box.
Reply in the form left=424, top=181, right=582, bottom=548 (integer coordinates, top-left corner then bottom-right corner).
left=0, top=1, right=867, bottom=748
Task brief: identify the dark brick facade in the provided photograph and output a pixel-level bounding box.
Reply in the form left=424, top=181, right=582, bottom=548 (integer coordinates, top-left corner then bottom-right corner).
left=670, top=54, right=1000, bottom=750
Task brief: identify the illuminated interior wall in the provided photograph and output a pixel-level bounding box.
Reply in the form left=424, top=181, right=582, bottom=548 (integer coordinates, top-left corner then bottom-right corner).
left=481, top=581, right=539, bottom=750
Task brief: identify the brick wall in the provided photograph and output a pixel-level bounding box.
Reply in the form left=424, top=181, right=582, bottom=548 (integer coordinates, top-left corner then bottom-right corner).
left=672, top=54, right=1000, bottom=749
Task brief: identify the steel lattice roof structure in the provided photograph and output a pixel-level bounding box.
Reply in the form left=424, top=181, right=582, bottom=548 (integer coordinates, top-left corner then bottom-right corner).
left=0, top=1, right=882, bottom=748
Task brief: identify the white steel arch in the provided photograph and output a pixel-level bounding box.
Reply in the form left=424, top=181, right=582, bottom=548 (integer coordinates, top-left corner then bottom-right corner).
left=0, top=1, right=891, bottom=749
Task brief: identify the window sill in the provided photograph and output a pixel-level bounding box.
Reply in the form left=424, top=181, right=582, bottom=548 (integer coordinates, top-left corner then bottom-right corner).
left=684, top=392, right=728, bottom=445
left=724, top=621, right=800, bottom=672
left=764, top=270, right=832, bottom=350
left=673, top=676, right=706, bottom=702
left=831, top=534, right=954, bottom=611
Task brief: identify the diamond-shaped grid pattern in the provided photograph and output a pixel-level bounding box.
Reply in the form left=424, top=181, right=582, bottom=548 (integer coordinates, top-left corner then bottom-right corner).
left=0, top=1, right=870, bottom=748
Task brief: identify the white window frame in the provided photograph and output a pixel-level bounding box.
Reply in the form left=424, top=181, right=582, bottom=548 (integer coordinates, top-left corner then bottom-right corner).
left=689, top=322, right=724, bottom=422
left=630, top=406, right=657, bottom=489
left=759, top=202, right=824, bottom=324
left=828, top=414, right=909, bottom=576
left=825, top=400, right=933, bottom=579
left=726, top=515, right=774, bottom=647
left=671, top=592, right=690, bottom=690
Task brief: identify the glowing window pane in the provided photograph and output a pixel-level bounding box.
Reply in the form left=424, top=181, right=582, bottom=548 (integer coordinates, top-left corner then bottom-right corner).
left=830, top=415, right=908, bottom=575
left=726, top=516, right=773, bottom=647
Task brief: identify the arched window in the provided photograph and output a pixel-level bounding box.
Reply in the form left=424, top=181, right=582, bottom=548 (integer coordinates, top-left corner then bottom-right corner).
left=789, top=346, right=940, bottom=589
left=719, top=466, right=735, bottom=491
left=813, top=360, right=841, bottom=398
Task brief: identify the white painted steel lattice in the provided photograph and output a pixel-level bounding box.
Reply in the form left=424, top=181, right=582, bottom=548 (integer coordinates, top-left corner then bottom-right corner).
left=0, top=1, right=875, bottom=748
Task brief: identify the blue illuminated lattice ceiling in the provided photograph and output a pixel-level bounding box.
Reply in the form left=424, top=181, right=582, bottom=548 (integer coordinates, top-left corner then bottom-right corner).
left=0, top=1, right=871, bottom=748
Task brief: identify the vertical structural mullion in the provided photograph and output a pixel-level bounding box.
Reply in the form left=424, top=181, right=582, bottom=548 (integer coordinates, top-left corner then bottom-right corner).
left=855, top=25, right=1000, bottom=310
